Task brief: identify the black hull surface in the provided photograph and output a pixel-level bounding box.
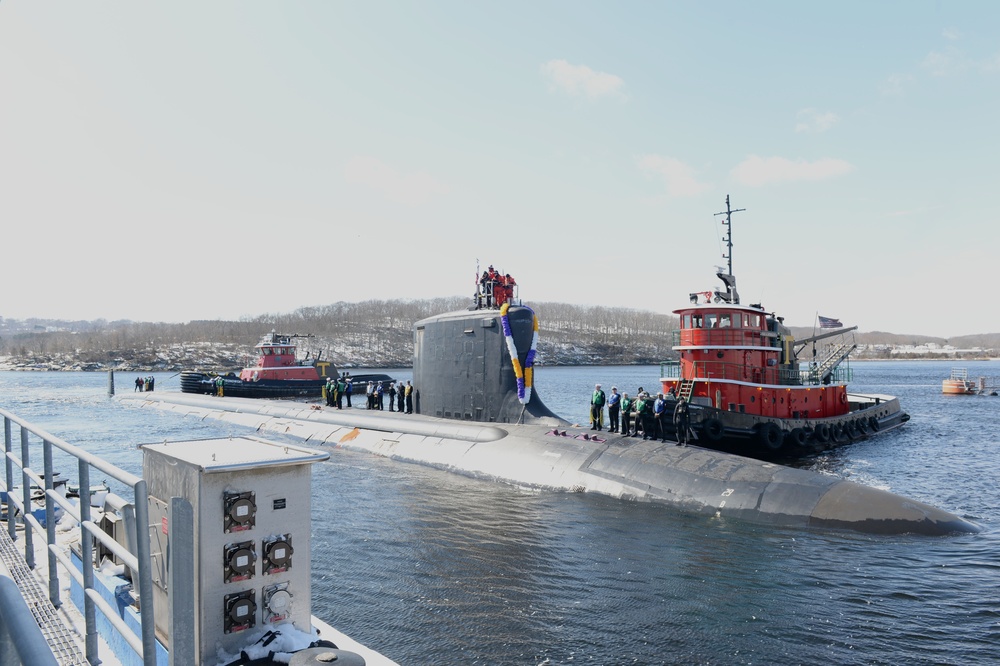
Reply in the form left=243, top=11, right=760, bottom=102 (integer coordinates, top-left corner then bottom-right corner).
left=180, top=372, right=324, bottom=398
left=660, top=394, right=910, bottom=461
left=179, top=371, right=399, bottom=399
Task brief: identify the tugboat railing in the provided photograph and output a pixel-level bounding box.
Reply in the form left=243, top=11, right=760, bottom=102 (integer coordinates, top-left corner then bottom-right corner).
left=660, top=360, right=852, bottom=385
left=671, top=329, right=780, bottom=348
left=1, top=409, right=160, bottom=666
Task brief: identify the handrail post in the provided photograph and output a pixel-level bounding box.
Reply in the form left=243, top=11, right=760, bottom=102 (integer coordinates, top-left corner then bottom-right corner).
left=132, top=478, right=158, bottom=665
left=43, top=439, right=60, bottom=608
left=20, top=426, right=34, bottom=569
left=78, top=460, right=99, bottom=665
left=4, top=417, right=13, bottom=541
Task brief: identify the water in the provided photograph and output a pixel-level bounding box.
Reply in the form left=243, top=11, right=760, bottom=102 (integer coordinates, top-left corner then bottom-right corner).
left=2, top=362, right=999, bottom=665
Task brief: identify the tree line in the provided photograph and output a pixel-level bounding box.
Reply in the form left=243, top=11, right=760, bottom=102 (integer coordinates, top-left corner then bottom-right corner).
left=0, top=299, right=680, bottom=367
left=4, top=301, right=994, bottom=368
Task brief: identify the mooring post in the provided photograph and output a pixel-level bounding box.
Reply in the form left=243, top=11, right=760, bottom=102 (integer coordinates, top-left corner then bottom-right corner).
left=107, top=370, right=115, bottom=396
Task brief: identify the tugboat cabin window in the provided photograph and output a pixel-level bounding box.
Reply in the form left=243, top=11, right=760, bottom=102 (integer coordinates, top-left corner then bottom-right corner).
left=718, top=314, right=732, bottom=328
left=704, top=314, right=717, bottom=328
left=683, top=314, right=692, bottom=329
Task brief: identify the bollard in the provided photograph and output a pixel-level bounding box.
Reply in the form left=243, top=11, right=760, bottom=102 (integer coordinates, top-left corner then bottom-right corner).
left=108, top=370, right=115, bottom=396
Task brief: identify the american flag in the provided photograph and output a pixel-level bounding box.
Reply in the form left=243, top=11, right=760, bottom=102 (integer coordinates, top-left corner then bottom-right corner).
left=818, top=315, right=842, bottom=329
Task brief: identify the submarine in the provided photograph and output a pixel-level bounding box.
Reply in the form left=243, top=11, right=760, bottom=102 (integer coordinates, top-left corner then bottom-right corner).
left=124, top=303, right=981, bottom=537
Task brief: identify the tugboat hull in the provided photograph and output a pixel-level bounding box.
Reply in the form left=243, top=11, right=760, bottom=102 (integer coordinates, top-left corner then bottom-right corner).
left=663, top=393, right=910, bottom=460
left=180, top=372, right=325, bottom=398
left=180, top=371, right=397, bottom=399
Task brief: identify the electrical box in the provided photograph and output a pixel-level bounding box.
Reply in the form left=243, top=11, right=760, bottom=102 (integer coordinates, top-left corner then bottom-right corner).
left=142, top=436, right=329, bottom=664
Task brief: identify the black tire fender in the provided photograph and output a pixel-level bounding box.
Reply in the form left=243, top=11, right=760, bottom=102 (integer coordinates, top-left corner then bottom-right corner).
left=813, top=423, right=831, bottom=443
left=756, top=423, right=784, bottom=451
left=702, top=417, right=725, bottom=442
left=788, top=428, right=808, bottom=447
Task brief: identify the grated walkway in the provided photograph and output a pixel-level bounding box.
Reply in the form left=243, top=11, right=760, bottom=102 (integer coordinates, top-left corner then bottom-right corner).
left=0, top=526, right=88, bottom=666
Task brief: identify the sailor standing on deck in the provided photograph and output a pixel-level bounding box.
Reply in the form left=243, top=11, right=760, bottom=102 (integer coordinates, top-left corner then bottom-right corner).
left=590, top=384, right=606, bottom=431
left=620, top=393, right=633, bottom=436
left=376, top=381, right=385, bottom=410
left=653, top=393, right=667, bottom=442
left=638, top=392, right=654, bottom=440
left=607, top=387, right=621, bottom=433
left=336, top=377, right=346, bottom=409
left=397, top=381, right=405, bottom=413
left=673, top=396, right=690, bottom=446
left=404, top=380, right=413, bottom=413
left=632, top=388, right=645, bottom=437
left=388, top=381, right=397, bottom=411
left=344, top=376, right=353, bottom=407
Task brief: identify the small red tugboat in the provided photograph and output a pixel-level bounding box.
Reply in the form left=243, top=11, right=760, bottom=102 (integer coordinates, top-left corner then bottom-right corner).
left=180, top=331, right=394, bottom=399
left=660, top=197, right=909, bottom=459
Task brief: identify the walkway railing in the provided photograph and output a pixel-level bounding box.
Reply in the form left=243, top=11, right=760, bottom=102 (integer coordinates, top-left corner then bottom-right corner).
left=1, top=408, right=159, bottom=665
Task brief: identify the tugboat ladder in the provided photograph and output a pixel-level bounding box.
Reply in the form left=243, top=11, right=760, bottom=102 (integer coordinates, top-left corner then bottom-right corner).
left=678, top=379, right=695, bottom=401
left=815, top=341, right=857, bottom=384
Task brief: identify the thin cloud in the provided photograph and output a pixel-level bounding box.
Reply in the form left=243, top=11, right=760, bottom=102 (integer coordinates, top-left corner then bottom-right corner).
left=731, top=155, right=854, bottom=187
left=794, top=108, right=839, bottom=133
left=637, top=155, right=711, bottom=197
left=922, top=48, right=968, bottom=77
left=922, top=46, right=1000, bottom=76
left=344, top=157, right=450, bottom=207
left=541, top=59, right=626, bottom=99
left=880, top=73, right=913, bottom=96
left=942, top=27, right=962, bottom=41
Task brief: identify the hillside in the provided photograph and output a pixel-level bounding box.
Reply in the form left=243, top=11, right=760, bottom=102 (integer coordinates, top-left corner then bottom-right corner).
left=1, top=300, right=995, bottom=372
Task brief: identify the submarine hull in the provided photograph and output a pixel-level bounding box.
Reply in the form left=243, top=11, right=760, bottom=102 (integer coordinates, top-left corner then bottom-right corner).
left=121, top=391, right=979, bottom=536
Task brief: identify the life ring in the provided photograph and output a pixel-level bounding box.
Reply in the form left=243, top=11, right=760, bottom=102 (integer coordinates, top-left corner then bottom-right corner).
left=840, top=393, right=848, bottom=405
left=868, top=417, right=880, bottom=432
left=756, top=423, right=784, bottom=451
left=788, top=428, right=808, bottom=447
left=701, top=418, right=725, bottom=442
left=813, top=423, right=831, bottom=443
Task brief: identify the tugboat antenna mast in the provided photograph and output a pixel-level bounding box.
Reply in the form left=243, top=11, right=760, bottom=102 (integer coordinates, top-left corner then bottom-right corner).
left=714, top=195, right=745, bottom=278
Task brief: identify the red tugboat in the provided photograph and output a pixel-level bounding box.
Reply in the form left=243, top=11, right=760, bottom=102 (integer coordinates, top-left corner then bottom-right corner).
left=180, top=331, right=394, bottom=399
left=660, top=197, right=909, bottom=459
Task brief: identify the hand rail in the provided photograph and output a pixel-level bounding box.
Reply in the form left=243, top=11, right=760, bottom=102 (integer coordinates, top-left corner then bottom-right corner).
left=1, top=408, right=160, bottom=665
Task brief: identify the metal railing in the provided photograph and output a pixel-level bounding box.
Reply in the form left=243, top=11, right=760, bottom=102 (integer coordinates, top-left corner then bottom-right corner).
left=1, top=409, right=159, bottom=665
left=671, top=329, right=779, bottom=348
left=660, top=360, right=853, bottom=386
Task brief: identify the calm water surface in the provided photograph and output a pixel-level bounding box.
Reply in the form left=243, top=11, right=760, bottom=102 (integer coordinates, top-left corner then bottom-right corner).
left=2, top=361, right=999, bottom=665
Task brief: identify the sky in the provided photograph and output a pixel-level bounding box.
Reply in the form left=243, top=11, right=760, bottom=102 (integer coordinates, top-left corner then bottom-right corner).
left=1, top=2, right=998, bottom=338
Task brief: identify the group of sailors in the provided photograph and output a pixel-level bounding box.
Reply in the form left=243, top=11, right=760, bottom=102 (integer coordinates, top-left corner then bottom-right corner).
left=324, top=375, right=414, bottom=413
left=589, top=384, right=691, bottom=445
left=134, top=376, right=155, bottom=392
left=474, top=265, right=517, bottom=310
